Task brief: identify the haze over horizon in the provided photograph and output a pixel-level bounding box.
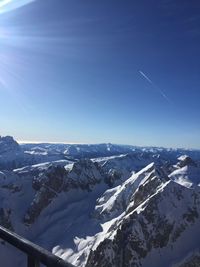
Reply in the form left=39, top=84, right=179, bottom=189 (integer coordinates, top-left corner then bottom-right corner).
left=9, top=137, right=200, bottom=150
left=0, top=0, right=200, bottom=149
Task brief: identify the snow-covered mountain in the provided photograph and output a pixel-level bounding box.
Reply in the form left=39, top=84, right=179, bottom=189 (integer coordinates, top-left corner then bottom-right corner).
left=169, top=155, right=200, bottom=188
left=0, top=136, right=68, bottom=170
left=21, top=142, right=135, bottom=159
left=86, top=161, right=200, bottom=267
left=0, top=135, right=200, bottom=267
left=21, top=142, right=200, bottom=161
left=1, top=135, right=200, bottom=170
left=0, top=136, right=22, bottom=169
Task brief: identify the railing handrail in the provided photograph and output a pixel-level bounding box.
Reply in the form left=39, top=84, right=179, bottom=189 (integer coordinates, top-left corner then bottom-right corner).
left=0, top=225, right=75, bottom=267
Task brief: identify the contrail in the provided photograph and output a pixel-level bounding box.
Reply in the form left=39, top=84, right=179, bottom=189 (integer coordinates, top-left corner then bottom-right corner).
left=139, top=70, right=172, bottom=104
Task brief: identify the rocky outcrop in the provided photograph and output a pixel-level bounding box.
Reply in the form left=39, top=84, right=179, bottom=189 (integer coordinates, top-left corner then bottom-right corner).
left=0, top=136, right=22, bottom=170
left=24, top=165, right=66, bottom=225
left=0, top=136, right=20, bottom=155
left=177, top=155, right=197, bottom=168
left=24, top=159, right=123, bottom=225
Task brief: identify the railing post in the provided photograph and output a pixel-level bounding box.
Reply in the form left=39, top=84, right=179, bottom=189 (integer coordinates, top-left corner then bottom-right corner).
left=27, top=255, right=40, bottom=267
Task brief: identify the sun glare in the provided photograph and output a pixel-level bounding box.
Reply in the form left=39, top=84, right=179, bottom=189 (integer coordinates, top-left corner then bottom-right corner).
left=0, top=0, right=12, bottom=9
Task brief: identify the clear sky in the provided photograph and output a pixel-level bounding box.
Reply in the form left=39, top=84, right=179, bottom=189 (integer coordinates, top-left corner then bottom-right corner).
left=0, top=0, right=200, bottom=148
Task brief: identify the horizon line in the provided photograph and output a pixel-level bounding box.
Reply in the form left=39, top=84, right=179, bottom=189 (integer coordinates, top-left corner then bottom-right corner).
left=17, top=140, right=89, bottom=145
left=16, top=140, right=200, bottom=151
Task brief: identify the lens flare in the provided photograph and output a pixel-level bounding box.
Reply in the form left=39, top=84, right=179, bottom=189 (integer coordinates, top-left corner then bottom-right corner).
left=0, top=0, right=34, bottom=14
left=0, top=0, right=12, bottom=9
left=0, top=0, right=37, bottom=111
left=0, top=0, right=87, bottom=111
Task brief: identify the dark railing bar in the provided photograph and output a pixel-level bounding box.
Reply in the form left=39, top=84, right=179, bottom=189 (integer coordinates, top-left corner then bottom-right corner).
left=0, top=226, right=75, bottom=267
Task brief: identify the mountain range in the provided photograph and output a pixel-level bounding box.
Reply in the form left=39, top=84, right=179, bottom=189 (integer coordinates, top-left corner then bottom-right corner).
left=0, top=135, right=199, bottom=267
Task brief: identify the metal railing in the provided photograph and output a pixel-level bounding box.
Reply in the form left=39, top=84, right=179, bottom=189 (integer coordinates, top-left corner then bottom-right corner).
left=0, top=226, right=75, bottom=267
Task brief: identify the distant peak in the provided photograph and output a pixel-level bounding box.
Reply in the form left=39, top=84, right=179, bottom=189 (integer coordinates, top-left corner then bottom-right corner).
left=177, top=155, right=197, bottom=168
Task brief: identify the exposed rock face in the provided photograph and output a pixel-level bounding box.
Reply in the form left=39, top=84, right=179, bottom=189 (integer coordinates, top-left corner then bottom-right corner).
left=23, top=159, right=124, bottom=225
left=169, top=155, right=200, bottom=188
left=0, top=136, right=20, bottom=154
left=24, top=166, right=66, bottom=224
left=0, top=136, right=22, bottom=170
left=94, top=163, right=169, bottom=221
left=67, top=159, right=104, bottom=189
left=177, top=155, right=197, bottom=168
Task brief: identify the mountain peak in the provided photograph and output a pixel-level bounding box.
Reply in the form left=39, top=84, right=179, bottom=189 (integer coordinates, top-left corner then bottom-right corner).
left=177, top=155, right=197, bottom=168
left=0, top=135, right=20, bottom=154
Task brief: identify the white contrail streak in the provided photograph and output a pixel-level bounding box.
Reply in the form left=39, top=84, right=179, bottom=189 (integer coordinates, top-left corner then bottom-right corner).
left=139, top=70, right=172, bottom=104
left=139, top=70, right=154, bottom=85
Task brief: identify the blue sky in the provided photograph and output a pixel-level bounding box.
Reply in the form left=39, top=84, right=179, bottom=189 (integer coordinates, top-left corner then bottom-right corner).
left=0, top=0, right=200, bottom=148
